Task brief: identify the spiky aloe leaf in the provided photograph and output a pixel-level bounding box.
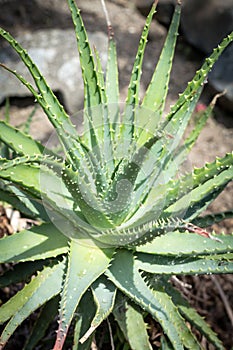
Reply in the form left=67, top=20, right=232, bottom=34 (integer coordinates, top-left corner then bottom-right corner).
left=67, top=0, right=115, bottom=177
left=124, top=96, right=203, bottom=224
left=0, top=183, right=48, bottom=220
left=106, top=26, right=119, bottom=132
left=91, top=48, right=115, bottom=176
left=0, top=155, right=65, bottom=200
left=104, top=132, right=163, bottom=225
left=0, top=260, right=65, bottom=348
left=141, top=1, right=181, bottom=116
left=0, top=120, right=45, bottom=156
left=135, top=252, right=233, bottom=275
left=131, top=32, right=233, bottom=201
left=79, top=275, right=116, bottom=343
left=161, top=95, right=221, bottom=181
left=72, top=290, right=96, bottom=350
left=163, top=280, right=224, bottom=350
left=136, top=231, right=233, bottom=255
left=67, top=0, right=103, bottom=109
left=0, top=52, right=104, bottom=187
left=130, top=152, right=233, bottom=227
left=53, top=240, right=113, bottom=350
left=174, top=93, right=221, bottom=162
left=119, top=1, right=157, bottom=151
left=113, top=295, right=152, bottom=350
left=93, top=46, right=106, bottom=103
left=168, top=152, right=233, bottom=206
left=2, top=179, right=50, bottom=219
left=0, top=2, right=232, bottom=349
left=61, top=162, right=115, bottom=229
left=23, top=296, right=59, bottom=350
left=165, top=157, right=233, bottom=220
left=0, top=154, right=115, bottom=230
left=106, top=28, right=119, bottom=102
left=0, top=155, right=99, bottom=231
left=0, top=223, right=68, bottom=263
left=165, top=31, right=233, bottom=124
left=106, top=250, right=200, bottom=350
left=0, top=156, right=75, bottom=217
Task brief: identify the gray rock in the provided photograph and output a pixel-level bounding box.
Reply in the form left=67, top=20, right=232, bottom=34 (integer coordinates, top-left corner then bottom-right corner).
left=181, top=0, right=233, bottom=54
left=133, top=0, right=175, bottom=25
left=181, top=0, right=233, bottom=110
left=0, top=29, right=108, bottom=114
left=209, top=44, right=233, bottom=111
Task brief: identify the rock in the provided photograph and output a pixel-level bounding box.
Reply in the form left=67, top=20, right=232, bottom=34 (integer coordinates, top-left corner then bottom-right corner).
left=181, top=0, right=233, bottom=54
left=181, top=0, right=233, bottom=110
left=208, top=44, right=233, bottom=111
left=133, top=0, right=175, bottom=25
left=0, top=29, right=108, bottom=114
left=156, top=0, right=176, bottom=26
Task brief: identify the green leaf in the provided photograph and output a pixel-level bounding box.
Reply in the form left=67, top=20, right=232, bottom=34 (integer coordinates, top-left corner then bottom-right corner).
left=72, top=290, right=96, bottom=350
left=0, top=156, right=68, bottom=206
left=93, top=46, right=106, bottom=103
left=113, top=294, right=152, bottom=350
left=134, top=152, right=233, bottom=227
left=166, top=31, right=233, bottom=125
left=142, top=2, right=181, bottom=116
left=23, top=296, right=59, bottom=350
left=53, top=240, right=113, bottom=350
left=105, top=132, right=163, bottom=225
left=0, top=154, right=113, bottom=231
left=164, top=98, right=217, bottom=180
left=178, top=98, right=215, bottom=155
left=0, top=30, right=76, bottom=139
left=136, top=252, right=233, bottom=275
left=120, top=2, right=157, bottom=148
left=106, top=28, right=119, bottom=129
left=147, top=275, right=201, bottom=350
left=0, top=120, right=45, bottom=156
left=163, top=281, right=224, bottom=350
left=136, top=231, right=233, bottom=255
left=0, top=177, right=50, bottom=220
left=126, top=93, right=202, bottom=225
left=92, top=47, right=115, bottom=177
left=62, top=163, right=115, bottom=229
left=0, top=157, right=88, bottom=229
left=0, top=260, right=65, bottom=347
left=106, top=32, right=119, bottom=105
left=165, top=162, right=233, bottom=220
left=0, top=47, right=94, bottom=180
left=106, top=249, right=200, bottom=350
left=68, top=0, right=102, bottom=109
left=0, top=223, right=68, bottom=263
left=0, top=183, right=48, bottom=220
left=79, top=275, right=116, bottom=343
left=68, top=0, right=112, bottom=169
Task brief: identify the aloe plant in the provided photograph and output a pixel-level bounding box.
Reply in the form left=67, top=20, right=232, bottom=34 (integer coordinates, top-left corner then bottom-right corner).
left=0, top=0, right=233, bottom=349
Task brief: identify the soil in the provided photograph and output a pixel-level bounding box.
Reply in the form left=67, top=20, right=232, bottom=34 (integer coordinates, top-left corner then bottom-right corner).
left=0, top=0, right=232, bottom=349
